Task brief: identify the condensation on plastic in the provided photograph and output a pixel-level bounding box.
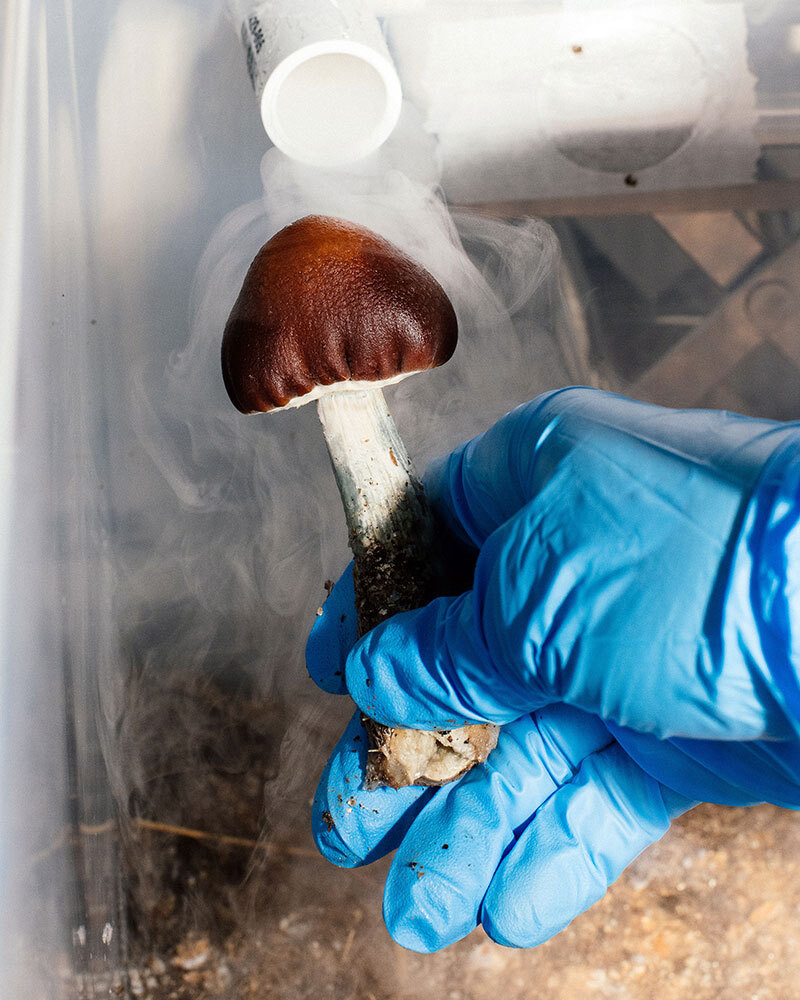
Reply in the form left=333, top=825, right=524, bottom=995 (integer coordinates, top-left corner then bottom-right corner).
left=0, top=2, right=569, bottom=994
left=0, top=0, right=269, bottom=994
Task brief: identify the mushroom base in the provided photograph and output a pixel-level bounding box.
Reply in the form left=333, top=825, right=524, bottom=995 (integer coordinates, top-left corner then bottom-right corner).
left=362, top=717, right=500, bottom=790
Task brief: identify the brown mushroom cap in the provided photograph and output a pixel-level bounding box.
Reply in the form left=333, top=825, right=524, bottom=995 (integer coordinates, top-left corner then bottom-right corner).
left=221, top=215, right=458, bottom=414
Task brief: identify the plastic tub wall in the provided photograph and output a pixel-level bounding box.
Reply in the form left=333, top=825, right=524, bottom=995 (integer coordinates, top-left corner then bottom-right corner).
left=1, top=2, right=799, bottom=998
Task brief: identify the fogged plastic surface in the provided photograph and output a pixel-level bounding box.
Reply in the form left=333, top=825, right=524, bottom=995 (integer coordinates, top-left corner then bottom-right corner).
left=2, top=1, right=799, bottom=998
left=1, top=1, right=569, bottom=994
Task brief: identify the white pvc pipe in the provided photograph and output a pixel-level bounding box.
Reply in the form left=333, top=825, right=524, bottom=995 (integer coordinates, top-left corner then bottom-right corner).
left=235, top=0, right=403, bottom=167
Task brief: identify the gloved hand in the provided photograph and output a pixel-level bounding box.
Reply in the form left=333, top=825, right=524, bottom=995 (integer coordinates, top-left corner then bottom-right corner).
left=307, top=387, right=800, bottom=951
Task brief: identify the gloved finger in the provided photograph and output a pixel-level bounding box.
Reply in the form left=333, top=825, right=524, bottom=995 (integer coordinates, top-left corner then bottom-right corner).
left=312, top=709, right=434, bottom=868
left=346, top=590, right=530, bottom=730
left=382, top=705, right=613, bottom=953
left=610, top=722, right=800, bottom=809
left=480, top=743, right=694, bottom=949
left=424, top=386, right=790, bottom=550
left=306, top=563, right=357, bottom=694
left=423, top=388, right=575, bottom=549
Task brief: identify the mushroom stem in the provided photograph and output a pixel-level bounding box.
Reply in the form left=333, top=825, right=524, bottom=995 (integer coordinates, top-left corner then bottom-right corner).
left=316, top=388, right=498, bottom=789
left=316, top=388, right=434, bottom=632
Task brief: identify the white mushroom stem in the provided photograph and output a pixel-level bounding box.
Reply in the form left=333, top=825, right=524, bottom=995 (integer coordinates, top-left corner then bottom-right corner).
left=316, top=387, right=432, bottom=614
left=316, top=388, right=498, bottom=789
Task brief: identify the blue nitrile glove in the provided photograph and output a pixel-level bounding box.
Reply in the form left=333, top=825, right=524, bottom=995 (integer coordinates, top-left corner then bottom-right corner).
left=307, top=387, right=800, bottom=951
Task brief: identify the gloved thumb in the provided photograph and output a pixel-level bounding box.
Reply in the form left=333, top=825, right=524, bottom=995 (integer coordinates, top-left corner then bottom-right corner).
left=345, top=587, right=537, bottom=730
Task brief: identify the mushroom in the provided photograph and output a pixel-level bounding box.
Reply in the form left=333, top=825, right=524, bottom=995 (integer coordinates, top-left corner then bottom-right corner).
left=221, top=215, right=498, bottom=788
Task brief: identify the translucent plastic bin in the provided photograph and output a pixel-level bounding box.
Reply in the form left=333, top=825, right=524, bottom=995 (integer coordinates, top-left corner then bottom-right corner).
left=1, top=2, right=799, bottom=998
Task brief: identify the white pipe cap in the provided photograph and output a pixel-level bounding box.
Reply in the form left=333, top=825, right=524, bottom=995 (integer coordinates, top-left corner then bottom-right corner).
left=260, top=40, right=403, bottom=167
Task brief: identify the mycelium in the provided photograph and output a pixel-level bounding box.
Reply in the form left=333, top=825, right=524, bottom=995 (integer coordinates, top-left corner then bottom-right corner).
left=221, top=215, right=498, bottom=788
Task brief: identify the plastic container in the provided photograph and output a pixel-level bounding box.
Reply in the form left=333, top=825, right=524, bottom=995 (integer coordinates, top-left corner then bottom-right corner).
left=1, top=2, right=799, bottom=998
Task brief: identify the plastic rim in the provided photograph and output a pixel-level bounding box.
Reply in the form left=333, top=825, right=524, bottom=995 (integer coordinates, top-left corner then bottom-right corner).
left=260, top=39, right=403, bottom=167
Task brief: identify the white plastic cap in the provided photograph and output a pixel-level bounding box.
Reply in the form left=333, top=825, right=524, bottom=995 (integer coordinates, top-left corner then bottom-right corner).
left=260, top=39, right=403, bottom=167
